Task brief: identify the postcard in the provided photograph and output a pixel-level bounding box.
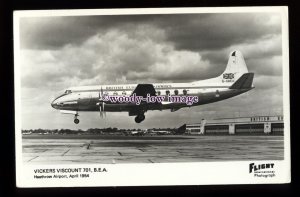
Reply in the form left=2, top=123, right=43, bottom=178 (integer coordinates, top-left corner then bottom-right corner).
left=14, top=7, right=290, bottom=187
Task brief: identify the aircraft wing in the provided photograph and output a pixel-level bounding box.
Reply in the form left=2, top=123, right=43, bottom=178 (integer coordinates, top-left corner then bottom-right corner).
left=131, top=84, right=156, bottom=97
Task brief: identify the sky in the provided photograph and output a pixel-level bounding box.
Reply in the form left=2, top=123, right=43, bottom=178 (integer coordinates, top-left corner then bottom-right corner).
left=18, top=12, right=284, bottom=130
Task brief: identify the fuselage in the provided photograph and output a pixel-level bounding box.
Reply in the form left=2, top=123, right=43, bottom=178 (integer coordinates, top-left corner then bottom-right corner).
left=51, top=77, right=251, bottom=113
left=50, top=50, right=254, bottom=124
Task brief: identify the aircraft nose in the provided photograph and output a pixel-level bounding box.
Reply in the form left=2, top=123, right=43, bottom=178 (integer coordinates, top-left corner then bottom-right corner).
left=51, top=98, right=58, bottom=109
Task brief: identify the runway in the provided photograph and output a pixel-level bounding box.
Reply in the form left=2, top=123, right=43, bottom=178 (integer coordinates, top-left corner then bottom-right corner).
left=22, top=135, right=284, bottom=164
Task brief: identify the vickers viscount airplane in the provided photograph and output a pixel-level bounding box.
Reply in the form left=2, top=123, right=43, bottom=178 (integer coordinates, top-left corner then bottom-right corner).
left=51, top=51, right=254, bottom=124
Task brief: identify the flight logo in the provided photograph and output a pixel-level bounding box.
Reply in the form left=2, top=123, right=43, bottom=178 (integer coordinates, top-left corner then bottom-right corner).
left=222, top=73, right=235, bottom=82
left=249, top=163, right=275, bottom=178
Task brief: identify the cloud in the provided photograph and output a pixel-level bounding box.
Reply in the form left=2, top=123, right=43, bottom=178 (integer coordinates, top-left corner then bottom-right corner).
left=19, top=15, right=168, bottom=49
left=21, top=25, right=213, bottom=91
left=20, top=13, right=281, bottom=52
left=197, top=33, right=282, bottom=79
left=161, top=13, right=281, bottom=51
left=253, top=75, right=283, bottom=90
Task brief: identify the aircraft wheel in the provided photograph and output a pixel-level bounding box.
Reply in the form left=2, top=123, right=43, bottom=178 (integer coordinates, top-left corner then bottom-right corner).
left=139, top=114, right=145, bottom=121
left=135, top=114, right=145, bottom=123
left=74, top=118, right=80, bottom=124
left=135, top=116, right=141, bottom=123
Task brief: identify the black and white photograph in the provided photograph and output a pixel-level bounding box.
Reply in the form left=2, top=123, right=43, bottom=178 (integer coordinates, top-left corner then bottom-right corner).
left=14, top=7, right=290, bottom=187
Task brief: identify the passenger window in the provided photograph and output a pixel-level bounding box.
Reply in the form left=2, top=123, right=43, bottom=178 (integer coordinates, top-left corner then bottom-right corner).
left=183, top=89, right=187, bottom=95
left=174, top=90, right=179, bottom=95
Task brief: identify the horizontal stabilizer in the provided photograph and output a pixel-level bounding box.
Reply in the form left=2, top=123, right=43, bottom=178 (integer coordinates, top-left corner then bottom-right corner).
left=229, top=73, right=254, bottom=89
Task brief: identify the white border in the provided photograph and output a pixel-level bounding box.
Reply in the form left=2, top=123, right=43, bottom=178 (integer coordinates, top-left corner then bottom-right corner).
left=14, top=7, right=290, bottom=187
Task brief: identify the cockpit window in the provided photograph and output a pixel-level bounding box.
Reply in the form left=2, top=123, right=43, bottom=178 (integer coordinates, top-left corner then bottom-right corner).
left=65, top=90, right=72, bottom=94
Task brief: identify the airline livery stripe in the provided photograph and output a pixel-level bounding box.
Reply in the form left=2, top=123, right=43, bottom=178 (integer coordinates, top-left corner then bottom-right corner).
left=71, top=86, right=230, bottom=92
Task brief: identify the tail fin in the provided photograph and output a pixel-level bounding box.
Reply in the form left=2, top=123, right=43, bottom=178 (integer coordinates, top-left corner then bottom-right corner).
left=220, top=51, right=249, bottom=84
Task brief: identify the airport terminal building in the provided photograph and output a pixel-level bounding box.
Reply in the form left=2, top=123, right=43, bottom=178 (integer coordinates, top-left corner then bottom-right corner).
left=182, top=115, right=284, bottom=135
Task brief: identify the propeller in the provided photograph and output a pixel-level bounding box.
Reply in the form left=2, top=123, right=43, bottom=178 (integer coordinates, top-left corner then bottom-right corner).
left=98, top=87, right=106, bottom=118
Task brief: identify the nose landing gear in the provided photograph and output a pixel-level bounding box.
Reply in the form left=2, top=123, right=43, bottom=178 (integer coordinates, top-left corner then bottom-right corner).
left=135, top=114, right=145, bottom=123
left=74, top=118, right=79, bottom=124
left=74, top=113, right=79, bottom=124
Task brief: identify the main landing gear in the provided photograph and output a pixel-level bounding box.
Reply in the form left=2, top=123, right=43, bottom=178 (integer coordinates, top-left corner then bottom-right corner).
left=74, top=113, right=79, bottom=124
left=135, top=114, right=145, bottom=123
